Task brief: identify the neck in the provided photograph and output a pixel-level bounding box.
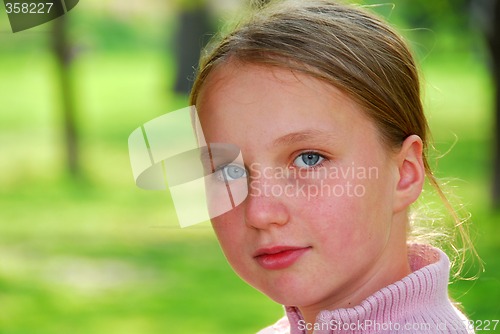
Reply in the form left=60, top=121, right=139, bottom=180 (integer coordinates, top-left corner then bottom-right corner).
left=298, top=212, right=411, bottom=329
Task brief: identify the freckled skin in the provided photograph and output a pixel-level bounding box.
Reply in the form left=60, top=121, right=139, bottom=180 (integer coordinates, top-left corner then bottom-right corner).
left=197, top=62, right=417, bottom=326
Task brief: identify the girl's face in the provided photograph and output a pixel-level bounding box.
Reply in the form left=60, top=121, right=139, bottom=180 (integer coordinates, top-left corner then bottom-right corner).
left=197, top=62, right=413, bottom=311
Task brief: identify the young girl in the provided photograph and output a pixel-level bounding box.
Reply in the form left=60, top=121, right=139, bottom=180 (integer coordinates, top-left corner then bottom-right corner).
left=132, top=0, right=475, bottom=332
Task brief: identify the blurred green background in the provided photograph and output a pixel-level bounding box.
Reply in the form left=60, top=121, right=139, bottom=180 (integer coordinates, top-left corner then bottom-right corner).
left=0, top=1, right=499, bottom=333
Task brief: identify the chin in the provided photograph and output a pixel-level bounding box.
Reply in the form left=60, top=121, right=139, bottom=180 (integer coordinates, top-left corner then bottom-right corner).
left=253, top=280, right=322, bottom=307
left=269, top=291, right=321, bottom=308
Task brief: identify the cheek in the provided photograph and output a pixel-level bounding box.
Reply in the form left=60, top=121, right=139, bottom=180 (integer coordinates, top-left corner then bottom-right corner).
left=303, top=172, right=394, bottom=250
left=210, top=208, right=249, bottom=267
left=309, top=197, right=365, bottom=246
left=211, top=212, right=240, bottom=248
left=344, top=174, right=396, bottom=251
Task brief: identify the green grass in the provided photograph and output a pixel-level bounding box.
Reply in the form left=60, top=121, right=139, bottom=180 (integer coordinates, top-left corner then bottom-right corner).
left=0, top=46, right=499, bottom=334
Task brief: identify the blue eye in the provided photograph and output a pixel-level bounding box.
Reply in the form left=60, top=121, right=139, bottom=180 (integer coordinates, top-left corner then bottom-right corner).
left=216, top=164, right=247, bottom=181
left=293, top=152, right=324, bottom=168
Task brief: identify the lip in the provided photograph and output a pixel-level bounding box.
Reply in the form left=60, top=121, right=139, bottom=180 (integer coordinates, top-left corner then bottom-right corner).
left=253, top=246, right=311, bottom=270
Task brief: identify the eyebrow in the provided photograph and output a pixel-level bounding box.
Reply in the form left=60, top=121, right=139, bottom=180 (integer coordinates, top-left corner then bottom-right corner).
left=271, top=129, right=334, bottom=147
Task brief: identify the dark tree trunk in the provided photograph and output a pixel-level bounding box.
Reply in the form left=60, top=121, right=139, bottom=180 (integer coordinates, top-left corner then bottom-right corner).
left=485, top=1, right=500, bottom=208
left=492, top=61, right=500, bottom=209
left=472, top=0, right=500, bottom=208
left=52, top=16, right=79, bottom=177
left=173, top=4, right=213, bottom=95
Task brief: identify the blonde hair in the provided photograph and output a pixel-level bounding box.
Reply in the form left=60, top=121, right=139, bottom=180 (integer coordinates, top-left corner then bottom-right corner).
left=189, top=0, right=477, bottom=278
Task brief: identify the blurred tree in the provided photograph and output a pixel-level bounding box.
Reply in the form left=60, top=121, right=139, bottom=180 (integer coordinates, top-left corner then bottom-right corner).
left=472, top=0, right=500, bottom=208
left=173, top=0, right=213, bottom=94
left=396, top=0, right=469, bottom=29
left=52, top=16, right=80, bottom=177
left=172, top=0, right=272, bottom=95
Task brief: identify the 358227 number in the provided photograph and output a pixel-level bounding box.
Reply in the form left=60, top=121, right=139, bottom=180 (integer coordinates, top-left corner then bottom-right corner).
left=464, top=319, right=499, bottom=331
left=5, top=2, right=54, bottom=14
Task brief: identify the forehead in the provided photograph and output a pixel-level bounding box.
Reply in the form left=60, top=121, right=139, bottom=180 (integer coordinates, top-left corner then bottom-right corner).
left=196, top=62, right=377, bottom=148
left=197, top=62, right=340, bottom=110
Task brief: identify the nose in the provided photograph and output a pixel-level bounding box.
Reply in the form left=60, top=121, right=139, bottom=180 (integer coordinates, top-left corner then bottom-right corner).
left=244, top=176, right=290, bottom=230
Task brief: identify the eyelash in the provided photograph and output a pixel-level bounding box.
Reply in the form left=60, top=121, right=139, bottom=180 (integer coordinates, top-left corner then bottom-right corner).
left=211, top=151, right=329, bottom=181
left=214, top=164, right=247, bottom=182
left=292, top=151, right=328, bottom=170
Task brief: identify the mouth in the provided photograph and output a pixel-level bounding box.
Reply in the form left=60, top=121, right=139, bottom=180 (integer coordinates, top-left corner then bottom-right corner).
left=253, top=246, right=311, bottom=270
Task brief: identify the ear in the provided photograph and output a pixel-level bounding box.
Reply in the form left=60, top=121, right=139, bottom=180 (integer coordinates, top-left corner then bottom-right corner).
left=393, top=135, right=425, bottom=213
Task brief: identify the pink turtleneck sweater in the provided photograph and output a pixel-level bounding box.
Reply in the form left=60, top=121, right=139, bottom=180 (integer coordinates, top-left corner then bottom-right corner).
left=258, top=244, right=474, bottom=333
